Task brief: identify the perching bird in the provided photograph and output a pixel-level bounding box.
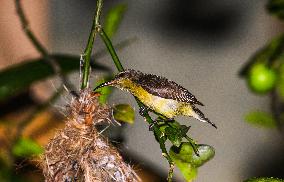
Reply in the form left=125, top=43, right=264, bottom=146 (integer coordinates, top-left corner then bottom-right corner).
left=94, top=69, right=216, bottom=128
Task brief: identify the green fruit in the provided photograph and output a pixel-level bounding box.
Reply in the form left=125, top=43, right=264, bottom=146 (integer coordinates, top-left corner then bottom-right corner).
left=247, top=64, right=277, bottom=94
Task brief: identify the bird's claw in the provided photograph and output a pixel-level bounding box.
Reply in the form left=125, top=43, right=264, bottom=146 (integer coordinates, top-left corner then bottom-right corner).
left=139, top=106, right=148, bottom=117
left=148, top=119, right=160, bottom=131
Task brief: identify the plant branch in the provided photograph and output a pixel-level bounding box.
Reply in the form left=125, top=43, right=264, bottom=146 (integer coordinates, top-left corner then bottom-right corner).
left=93, top=37, right=138, bottom=59
left=100, top=27, right=174, bottom=181
left=15, top=0, right=76, bottom=95
left=81, top=0, right=104, bottom=89
left=15, top=0, right=48, bottom=56
left=100, top=29, right=124, bottom=72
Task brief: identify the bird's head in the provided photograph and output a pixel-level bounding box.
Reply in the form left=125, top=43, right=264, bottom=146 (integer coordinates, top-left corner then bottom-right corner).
left=94, top=69, right=141, bottom=91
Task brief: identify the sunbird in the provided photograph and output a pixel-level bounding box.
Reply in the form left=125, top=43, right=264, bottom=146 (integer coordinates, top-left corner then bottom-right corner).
left=94, top=69, right=216, bottom=128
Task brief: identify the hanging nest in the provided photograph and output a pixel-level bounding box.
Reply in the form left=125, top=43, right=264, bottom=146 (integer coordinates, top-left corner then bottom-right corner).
left=41, top=89, right=139, bottom=182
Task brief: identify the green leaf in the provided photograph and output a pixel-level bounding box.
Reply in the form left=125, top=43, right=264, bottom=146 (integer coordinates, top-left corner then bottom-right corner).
left=244, top=177, right=284, bottom=182
left=169, top=143, right=215, bottom=181
left=113, top=104, right=135, bottom=124
left=245, top=111, right=277, bottom=128
left=170, top=142, right=194, bottom=163
left=170, top=143, right=215, bottom=165
left=0, top=54, right=110, bottom=102
left=94, top=77, right=113, bottom=104
left=169, top=143, right=196, bottom=181
left=161, top=120, right=190, bottom=147
left=12, top=138, right=43, bottom=157
left=191, top=144, right=215, bottom=167
left=104, top=4, right=127, bottom=39
left=164, top=124, right=189, bottom=147
left=173, top=160, right=197, bottom=182
left=267, top=0, right=284, bottom=20
left=239, top=34, right=284, bottom=77
left=165, top=127, right=182, bottom=147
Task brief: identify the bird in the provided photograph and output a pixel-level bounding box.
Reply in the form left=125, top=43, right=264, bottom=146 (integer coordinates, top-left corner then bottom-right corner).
left=94, top=69, right=216, bottom=128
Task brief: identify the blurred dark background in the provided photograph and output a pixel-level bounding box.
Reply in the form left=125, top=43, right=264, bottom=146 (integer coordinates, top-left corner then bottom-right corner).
left=1, top=0, right=284, bottom=181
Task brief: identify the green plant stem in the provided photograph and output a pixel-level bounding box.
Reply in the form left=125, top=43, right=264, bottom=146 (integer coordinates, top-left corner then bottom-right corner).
left=100, top=27, right=174, bottom=181
left=81, top=0, right=104, bottom=89
left=136, top=94, right=174, bottom=181
left=94, top=37, right=138, bottom=59
left=100, top=29, right=125, bottom=71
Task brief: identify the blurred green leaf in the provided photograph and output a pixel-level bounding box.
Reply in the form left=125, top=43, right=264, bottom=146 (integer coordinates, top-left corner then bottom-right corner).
left=239, top=34, right=284, bottom=77
left=245, top=111, right=277, bottom=128
left=0, top=54, right=110, bottom=102
left=12, top=138, right=43, bottom=157
left=276, top=60, right=284, bottom=99
left=104, top=4, right=127, bottom=38
left=244, top=177, right=284, bottom=182
left=94, top=77, right=113, bottom=104
left=113, top=104, right=135, bottom=124
left=0, top=157, right=11, bottom=182
left=267, top=0, right=284, bottom=20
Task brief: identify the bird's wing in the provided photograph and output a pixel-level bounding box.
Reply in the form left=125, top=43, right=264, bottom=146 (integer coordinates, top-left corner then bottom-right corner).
left=135, top=73, right=204, bottom=106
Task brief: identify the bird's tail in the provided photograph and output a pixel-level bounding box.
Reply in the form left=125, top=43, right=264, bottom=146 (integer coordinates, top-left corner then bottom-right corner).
left=192, top=106, right=217, bottom=129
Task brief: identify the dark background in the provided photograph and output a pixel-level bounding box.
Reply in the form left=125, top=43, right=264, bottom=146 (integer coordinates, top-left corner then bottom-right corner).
left=1, top=0, right=283, bottom=181
left=49, top=0, right=283, bottom=181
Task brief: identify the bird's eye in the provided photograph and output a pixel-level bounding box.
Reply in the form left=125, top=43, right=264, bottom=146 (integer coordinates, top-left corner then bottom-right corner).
left=118, top=72, right=126, bottom=78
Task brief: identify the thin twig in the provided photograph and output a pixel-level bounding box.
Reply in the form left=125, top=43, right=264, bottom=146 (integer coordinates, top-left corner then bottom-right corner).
left=100, top=29, right=124, bottom=72
left=81, top=0, right=104, bottom=89
left=15, top=0, right=77, bottom=95
left=99, top=27, right=174, bottom=181
left=93, top=37, right=138, bottom=59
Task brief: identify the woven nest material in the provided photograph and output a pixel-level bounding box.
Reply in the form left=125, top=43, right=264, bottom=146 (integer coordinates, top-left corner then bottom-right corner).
left=41, top=90, right=139, bottom=182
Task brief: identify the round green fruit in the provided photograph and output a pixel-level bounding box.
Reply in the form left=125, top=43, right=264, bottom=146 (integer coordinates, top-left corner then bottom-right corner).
left=247, top=64, right=277, bottom=94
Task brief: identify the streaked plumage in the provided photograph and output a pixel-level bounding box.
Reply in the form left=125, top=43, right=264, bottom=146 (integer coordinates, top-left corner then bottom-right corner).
left=94, top=69, right=216, bottom=128
left=115, top=69, right=204, bottom=106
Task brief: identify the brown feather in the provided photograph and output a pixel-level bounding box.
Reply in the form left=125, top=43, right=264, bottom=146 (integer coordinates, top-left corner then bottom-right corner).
left=119, top=69, right=204, bottom=106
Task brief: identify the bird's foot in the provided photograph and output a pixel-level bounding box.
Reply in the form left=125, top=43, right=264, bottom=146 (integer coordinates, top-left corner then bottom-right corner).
left=167, top=118, right=175, bottom=122
left=148, top=118, right=174, bottom=131
left=139, top=106, right=148, bottom=117
left=149, top=120, right=159, bottom=131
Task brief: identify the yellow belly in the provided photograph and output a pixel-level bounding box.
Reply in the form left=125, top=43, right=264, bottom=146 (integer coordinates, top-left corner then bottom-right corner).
left=130, top=84, right=191, bottom=118
left=144, top=94, right=179, bottom=118
left=117, top=79, right=193, bottom=118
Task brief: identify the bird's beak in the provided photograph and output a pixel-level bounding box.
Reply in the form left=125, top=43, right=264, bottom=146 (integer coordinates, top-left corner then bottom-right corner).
left=93, top=79, right=117, bottom=91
